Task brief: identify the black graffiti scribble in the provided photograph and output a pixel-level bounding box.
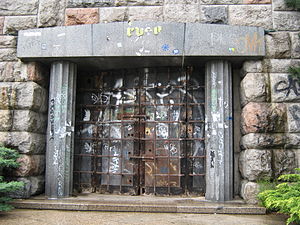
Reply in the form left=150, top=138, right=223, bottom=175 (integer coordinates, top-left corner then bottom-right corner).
left=274, top=75, right=300, bottom=97
left=49, top=99, right=55, bottom=140
left=210, top=151, right=215, bottom=168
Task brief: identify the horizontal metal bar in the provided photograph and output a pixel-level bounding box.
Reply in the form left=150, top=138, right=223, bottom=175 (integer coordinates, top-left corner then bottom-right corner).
left=188, top=174, right=205, bottom=176
left=188, top=156, right=206, bottom=158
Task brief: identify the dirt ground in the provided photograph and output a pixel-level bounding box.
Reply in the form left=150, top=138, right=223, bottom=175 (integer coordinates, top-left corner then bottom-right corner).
left=0, top=209, right=287, bottom=225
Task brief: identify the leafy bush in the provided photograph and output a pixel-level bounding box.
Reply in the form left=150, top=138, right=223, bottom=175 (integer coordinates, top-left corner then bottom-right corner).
left=0, top=146, right=24, bottom=211
left=258, top=169, right=300, bottom=225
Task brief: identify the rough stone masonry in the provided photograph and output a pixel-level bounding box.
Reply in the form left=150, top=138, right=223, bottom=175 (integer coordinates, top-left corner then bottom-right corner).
left=0, top=0, right=300, bottom=203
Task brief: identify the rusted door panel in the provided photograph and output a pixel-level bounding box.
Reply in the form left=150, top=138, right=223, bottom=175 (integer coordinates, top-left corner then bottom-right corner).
left=74, top=67, right=206, bottom=195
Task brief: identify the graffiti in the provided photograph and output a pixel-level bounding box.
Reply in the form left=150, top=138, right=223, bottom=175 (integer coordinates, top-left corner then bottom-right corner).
left=274, top=75, right=300, bottom=97
left=162, top=44, right=170, bottom=51
left=127, top=26, right=162, bottom=37
left=156, top=123, right=168, bottom=139
left=49, top=98, right=55, bottom=140
left=170, top=144, right=178, bottom=155
left=83, top=109, right=90, bottom=121
left=84, top=142, right=93, bottom=153
left=236, top=32, right=263, bottom=54
left=172, top=49, right=179, bottom=55
left=109, top=146, right=120, bottom=173
left=91, top=93, right=110, bottom=105
left=210, top=151, right=215, bottom=168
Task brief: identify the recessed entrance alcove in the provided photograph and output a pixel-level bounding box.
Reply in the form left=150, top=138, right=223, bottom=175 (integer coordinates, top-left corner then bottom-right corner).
left=17, top=21, right=265, bottom=202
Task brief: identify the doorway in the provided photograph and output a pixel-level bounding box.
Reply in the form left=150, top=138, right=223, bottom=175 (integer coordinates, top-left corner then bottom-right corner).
left=74, top=66, right=206, bottom=195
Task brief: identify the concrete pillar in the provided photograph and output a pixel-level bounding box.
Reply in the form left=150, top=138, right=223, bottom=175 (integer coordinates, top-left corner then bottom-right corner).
left=205, top=60, right=233, bottom=201
left=45, top=61, right=77, bottom=199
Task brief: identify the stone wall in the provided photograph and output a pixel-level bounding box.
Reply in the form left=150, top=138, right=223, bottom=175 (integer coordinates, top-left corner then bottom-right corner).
left=0, top=0, right=299, bottom=201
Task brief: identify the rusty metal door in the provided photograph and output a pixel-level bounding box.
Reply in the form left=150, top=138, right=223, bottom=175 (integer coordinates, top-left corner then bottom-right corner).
left=74, top=67, right=205, bottom=195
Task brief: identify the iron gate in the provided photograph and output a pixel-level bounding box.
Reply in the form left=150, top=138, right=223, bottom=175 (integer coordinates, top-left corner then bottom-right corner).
left=74, top=67, right=205, bottom=195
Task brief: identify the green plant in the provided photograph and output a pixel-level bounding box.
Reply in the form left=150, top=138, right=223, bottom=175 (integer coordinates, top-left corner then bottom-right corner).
left=289, top=66, right=300, bottom=80
left=0, top=146, right=24, bottom=211
left=258, top=169, right=300, bottom=225
left=285, top=0, right=300, bottom=9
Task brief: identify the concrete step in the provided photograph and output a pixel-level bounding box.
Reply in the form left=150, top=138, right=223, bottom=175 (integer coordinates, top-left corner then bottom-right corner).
left=12, top=194, right=266, bottom=215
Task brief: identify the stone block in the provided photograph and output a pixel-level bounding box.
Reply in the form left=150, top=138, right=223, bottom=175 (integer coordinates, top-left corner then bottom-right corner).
left=290, top=32, right=300, bottom=59
left=0, top=83, right=16, bottom=109
left=200, top=6, right=228, bottom=24
left=163, top=3, right=200, bottom=23
left=38, top=0, right=66, bottom=27
left=265, top=32, right=291, bottom=59
left=228, top=5, right=272, bottom=30
left=0, top=0, right=38, bottom=16
left=99, top=7, right=127, bottom=22
left=26, top=62, right=49, bottom=87
left=270, top=73, right=300, bottom=102
left=0, top=110, right=12, bottom=131
left=241, top=61, right=263, bottom=77
left=0, top=132, right=9, bottom=145
left=0, top=17, right=4, bottom=34
left=65, top=8, right=99, bottom=26
left=241, top=133, right=286, bottom=150
left=240, top=73, right=269, bottom=106
left=128, top=6, right=164, bottom=22
left=15, top=155, right=45, bottom=177
left=3, top=16, right=37, bottom=35
left=0, top=48, right=17, bottom=61
left=9, top=176, right=45, bottom=199
left=13, top=110, right=47, bottom=133
left=0, top=61, right=26, bottom=82
left=8, top=132, right=46, bottom=155
left=273, top=0, right=297, bottom=11
left=14, top=82, right=48, bottom=113
left=286, top=134, right=300, bottom=149
left=239, top=149, right=272, bottom=181
left=273, top=12, right=300, bottom=31
left=68, top=0, right=115, bottom=7
left=0, top=36, right=17, bottom=48
left=241, top=102, right=287, bottom=134
left=287, top=103, right=300, bottom=132
left=263, top=59, right=300, bottom=73
left=240, top=180, right=259, bottom=204
left=273, top=149, right=295, bottom=178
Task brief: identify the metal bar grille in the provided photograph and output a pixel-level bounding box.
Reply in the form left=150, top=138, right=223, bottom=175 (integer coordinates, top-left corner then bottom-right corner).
left=74, top=67, right=205, bottom=195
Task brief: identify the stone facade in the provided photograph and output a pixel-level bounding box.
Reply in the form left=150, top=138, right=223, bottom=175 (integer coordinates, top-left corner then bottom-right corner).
left=0, top=0, right=299, bottom=203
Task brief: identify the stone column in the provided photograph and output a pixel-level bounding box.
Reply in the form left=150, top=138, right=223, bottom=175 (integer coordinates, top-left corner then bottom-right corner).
left=205, top=60, right=233, bottom=201
left=45, top=61, right=77, bottom=199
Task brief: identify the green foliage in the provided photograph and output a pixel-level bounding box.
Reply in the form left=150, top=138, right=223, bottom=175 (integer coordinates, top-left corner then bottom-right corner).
left=0, top=146, right=23, bottom=211
left=258, top=169, right=300, bottom=225
left=285, top=0, right=300, bottom=9
left=257, top=178, right=277, bottom=193
left=289, top=66, right=300, bottom=81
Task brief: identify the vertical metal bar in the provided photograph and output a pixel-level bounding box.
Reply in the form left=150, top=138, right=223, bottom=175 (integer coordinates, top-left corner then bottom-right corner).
left=184, top=67, right=189, bottom=194
left=167, top=68, right=171, bottom=195
left=119, top=71, right=124, bottom=193
left=153, top=68, right=157, bottom=195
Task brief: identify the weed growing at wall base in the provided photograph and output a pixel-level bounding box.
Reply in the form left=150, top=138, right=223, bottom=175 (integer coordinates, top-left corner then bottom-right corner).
left=258, top=168, right=300, bottom=225
left=0, top=146, right=23, bottom=211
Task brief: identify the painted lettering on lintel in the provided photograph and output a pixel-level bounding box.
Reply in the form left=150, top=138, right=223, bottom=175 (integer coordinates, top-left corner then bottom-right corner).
left=127, top=26, right=162, bottom=37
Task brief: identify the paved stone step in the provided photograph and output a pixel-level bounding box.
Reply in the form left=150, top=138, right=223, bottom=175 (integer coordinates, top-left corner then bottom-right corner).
left=12, top=194, right=266, bottom=215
